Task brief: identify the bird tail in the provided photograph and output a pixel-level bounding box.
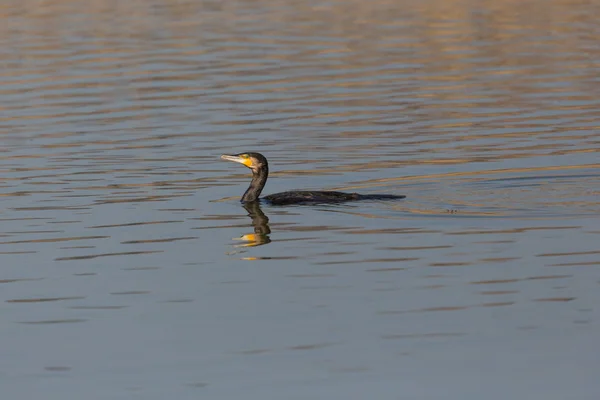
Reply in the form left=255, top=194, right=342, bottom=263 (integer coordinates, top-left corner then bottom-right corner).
left=357, top=194, right=406, bottom=200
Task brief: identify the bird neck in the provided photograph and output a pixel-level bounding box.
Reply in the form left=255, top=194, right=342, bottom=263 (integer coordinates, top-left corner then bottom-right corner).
left=242, top=165, right=268, bottom=202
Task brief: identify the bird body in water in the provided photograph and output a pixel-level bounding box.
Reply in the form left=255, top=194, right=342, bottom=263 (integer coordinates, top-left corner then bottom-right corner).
left=221, top=152, right=405, bottom=205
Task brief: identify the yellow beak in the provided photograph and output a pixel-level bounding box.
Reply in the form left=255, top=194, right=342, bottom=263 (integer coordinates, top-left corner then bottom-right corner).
left=221, top=154, right=252, bottom=168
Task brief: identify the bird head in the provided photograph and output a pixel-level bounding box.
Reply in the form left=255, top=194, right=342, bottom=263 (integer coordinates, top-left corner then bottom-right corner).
left=221, top=152, right=268, bottom=173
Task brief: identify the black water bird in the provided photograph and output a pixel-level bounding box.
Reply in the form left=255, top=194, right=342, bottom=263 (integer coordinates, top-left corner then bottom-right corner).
left=221, top=152, right=405, bottom=205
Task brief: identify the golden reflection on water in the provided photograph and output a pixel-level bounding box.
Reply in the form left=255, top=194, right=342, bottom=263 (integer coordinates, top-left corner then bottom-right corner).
left=2, top=0, right=599, bottom=223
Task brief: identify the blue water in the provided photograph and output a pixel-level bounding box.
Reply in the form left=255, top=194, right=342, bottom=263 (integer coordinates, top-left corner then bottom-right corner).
left=1, top=0, right=599, bottom=399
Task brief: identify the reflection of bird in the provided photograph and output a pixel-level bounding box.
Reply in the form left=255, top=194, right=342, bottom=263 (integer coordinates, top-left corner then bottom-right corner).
left=235, top=202, right=271, bottom=247
left=221, top=152, right=405, bottom=205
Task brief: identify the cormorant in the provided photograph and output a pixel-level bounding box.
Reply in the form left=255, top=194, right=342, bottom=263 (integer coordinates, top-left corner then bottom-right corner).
left=221, top=152, right=405, bottom=205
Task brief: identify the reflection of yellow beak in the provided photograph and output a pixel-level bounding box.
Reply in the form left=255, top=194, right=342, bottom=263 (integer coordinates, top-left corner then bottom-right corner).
left=221, top=154, right=252, bottom=168
left=233, top=233, right=269, bottom=248
left=238, top=234, right=258, bottom=242
left=233, top=233, right=258, bottom=247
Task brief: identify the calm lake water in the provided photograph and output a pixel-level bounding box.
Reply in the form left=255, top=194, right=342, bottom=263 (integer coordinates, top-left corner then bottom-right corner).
left=1, top=0, right=599, bottom=399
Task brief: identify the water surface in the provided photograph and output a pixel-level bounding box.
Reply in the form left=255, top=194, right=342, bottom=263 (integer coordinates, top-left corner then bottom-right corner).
left=1, top=0, right=599, bottom=399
